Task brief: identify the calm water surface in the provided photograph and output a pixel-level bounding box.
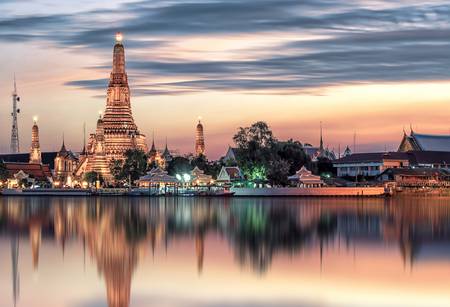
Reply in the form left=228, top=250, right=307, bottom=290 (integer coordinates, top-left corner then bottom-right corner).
left=1, top=196, right=450, bottom=307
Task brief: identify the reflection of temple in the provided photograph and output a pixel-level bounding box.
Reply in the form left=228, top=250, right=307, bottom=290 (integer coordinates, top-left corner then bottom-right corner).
left=6, top=197, right=450, bottom=305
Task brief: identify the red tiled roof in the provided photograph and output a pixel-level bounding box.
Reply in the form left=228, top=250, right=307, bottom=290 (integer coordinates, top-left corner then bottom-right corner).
left=5, top=162, right=52, bottom=180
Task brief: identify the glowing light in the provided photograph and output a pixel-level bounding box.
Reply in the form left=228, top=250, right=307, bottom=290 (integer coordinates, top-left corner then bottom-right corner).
left=33, top=116, right=38, bottom=123
left=198, top=115, right=202, bottom=121
left=176, top=174, right=182, bottom=181
left=115, top=32, right=123, bottom=43
left=183, top=173, right=191, bottom=182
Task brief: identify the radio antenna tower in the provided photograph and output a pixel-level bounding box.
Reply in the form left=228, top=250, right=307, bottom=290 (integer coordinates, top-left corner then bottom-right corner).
left=10, top=74, right=20, bottom=153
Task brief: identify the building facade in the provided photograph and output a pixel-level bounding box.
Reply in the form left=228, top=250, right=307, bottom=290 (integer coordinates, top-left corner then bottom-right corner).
left=334, top=152, right=410, bottom=178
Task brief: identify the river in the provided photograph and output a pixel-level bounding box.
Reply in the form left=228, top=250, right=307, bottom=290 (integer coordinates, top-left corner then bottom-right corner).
left=1, top=196, right=450, bottom=307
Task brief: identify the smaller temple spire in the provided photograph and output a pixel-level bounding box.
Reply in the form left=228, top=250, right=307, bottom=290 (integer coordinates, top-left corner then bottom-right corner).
left=319, top=121, right=324, bottom=151
left=151, top=131, right=156, bottom=151
left=59, top=134, right=67, bottom=153
left=29, top=117, right=42, bottom=164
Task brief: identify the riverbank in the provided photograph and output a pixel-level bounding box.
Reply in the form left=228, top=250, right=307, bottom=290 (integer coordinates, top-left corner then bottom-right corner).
left=1, top=186, right=388, bottom=197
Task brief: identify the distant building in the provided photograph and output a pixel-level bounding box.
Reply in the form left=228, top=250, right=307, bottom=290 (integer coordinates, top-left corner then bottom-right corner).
left=216, top=166, right=244, bottom=184
left=334, top=152, right=410, bottom=178
left=378, top=168, right=450, bottom=187
left=222, top=146, right=237, bottom=164
left=4, top=162, right=52, bottom=188
left=302, top=123, right=336, bottom=161
left=137, top=167, right=178, bottom=189
left=195, top=119, right=205, bottom=156
left=399, top=130, right=450, bottom=152
left=288, top=166, right=324, bottom=187
left=190, top=166, right=213, bottom=186
left=0, top=152, right=57, bottom=169
left=54, top=140, right=78, bottom=185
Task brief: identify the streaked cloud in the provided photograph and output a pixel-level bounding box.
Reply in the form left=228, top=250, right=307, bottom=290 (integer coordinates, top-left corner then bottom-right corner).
left=2, top=0, right=450, bottom=95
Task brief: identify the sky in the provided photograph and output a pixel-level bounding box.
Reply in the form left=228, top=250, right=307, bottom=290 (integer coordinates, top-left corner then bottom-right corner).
left=1, top=0, right=450, bottom=158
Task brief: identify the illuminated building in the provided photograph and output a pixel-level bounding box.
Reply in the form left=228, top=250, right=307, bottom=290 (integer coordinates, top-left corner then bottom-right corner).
left=29, top=118, right=41, bottom=164
left=195, top=119, right=205, bottom=156
left=81, top=32, right=147, bottom=181
left=54, top=139, right=78, bottom=186
left=85, top=116, right=113, bottom=181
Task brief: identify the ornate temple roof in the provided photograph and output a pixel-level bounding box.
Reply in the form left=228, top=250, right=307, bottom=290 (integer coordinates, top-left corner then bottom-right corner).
left=411, top=133, right=450, bottom=152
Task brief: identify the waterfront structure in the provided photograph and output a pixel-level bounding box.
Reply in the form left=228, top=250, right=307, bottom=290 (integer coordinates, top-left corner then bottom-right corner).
left=4, top=162, right=52, bottom=188
left=216, top=166, right=244, bottom=184
left=137, top=167, right=178, bottom=190
left=398, top=130, right=450, bottom=152
left=54, top=139, right=78, bottom=185
left=195, top=119, right=205, bottom=156
left=29, top=118, right=41, bottom=164
left=82, top=32, right=147, bottom=180
left=378, top=168, right=450, bottom=187
left=288, top=166, right=324, bottom=187
left=333, top=152, right=410, bottom=178
left=10, top=76, right=20, bottom=153
left=190, top=166, right=213, bottom=186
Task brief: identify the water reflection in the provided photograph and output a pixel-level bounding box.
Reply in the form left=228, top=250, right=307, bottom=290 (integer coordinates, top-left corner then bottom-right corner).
left=1, top=196, right=450, bottom=307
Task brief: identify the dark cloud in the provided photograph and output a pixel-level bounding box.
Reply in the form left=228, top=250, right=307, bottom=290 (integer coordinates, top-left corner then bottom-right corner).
left=3, top=0, right=450, bottom=94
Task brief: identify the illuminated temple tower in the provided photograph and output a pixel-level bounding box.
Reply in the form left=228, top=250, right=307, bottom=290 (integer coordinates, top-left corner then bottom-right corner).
left=85, top=116, right=112, bottom=180
left=83, top=32, right=147, bottom=179
left=195, top=118, right=205, bottom=156
left=29, top=118, right=42, bottom=164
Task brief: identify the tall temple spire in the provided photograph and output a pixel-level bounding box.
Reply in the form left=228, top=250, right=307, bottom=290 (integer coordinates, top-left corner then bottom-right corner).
left=29, top=117, right=42, bottom=164
left=10, top=74, right=20, bottom=153
left=319, top=121, right=324, bottom=152
left=84, top=32, right=147, bottom=181
left=151, top=131, right=156, bottom=152
left=195, top=117, right=205, bottom=157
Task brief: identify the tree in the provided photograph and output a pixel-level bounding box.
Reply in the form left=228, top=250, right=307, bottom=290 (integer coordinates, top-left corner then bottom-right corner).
left=84, top=171, right=100, bottom=184
left=233, top=121, right=277, bottom=181
left=110, top=159, right=124, bottom=181
left=267, top=159, right=290, bottom=186
left=0, top=161, right=8, bottom=182
left=121, top=149, right=148, bottom=183
left=275, top=140, right=309, bottom=175
left=167, top=156, right=192, bottom=176
left=232, top=122, right=310, bottom=186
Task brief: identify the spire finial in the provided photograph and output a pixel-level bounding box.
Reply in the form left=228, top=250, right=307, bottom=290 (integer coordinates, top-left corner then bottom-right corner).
left=410, top=123, right=414, bottom=134
left=115, top=32, right=123, bottom=44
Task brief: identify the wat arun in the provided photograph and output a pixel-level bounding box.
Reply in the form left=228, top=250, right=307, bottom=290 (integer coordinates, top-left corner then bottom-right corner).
left=82, top=32, right=147, bottom=180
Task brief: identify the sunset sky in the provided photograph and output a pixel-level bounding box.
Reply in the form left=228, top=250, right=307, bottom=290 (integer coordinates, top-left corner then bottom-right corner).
left=1, top=0, right=450, bottom=158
